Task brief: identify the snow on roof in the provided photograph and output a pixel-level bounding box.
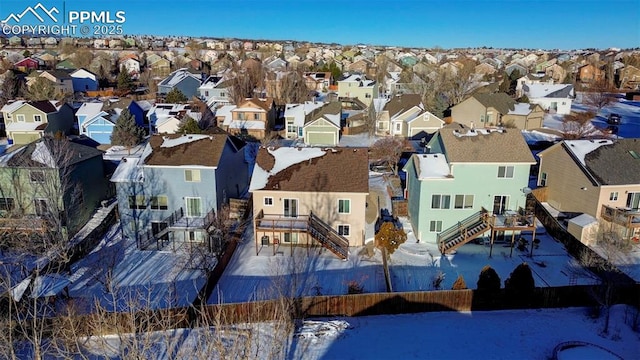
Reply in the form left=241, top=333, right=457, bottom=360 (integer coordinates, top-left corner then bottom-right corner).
left=11, top=277, right=30, bottom=301
left=235, top=107, right=266, bottom=112
left=31, top=141, right=56, bottom=167
left=0, top=100, right=26, bottom=114
left=285, top=102, right=326, bottom=127
left=159, top=68, right=201, bottom=87
left=228, top=120, right=265, bottom=130
left=415, top=154, right=451, bottom=179
left=160, top=134, right=212, bottom=148
left=136, top=100, right=153, bottom=111
left=373, top=98, right=388, bottom=113
left=75, top=102, right=104, bottom=118
left=340, top=74, right=376, bottom=87
left=324, top=113, right=341, bottom=126
left=30, top=273, right=71, bottom=298
left=521, top=130, right=562, bottom=143
left=525, top=83, right=573, bottom=98
left=5, top=121, right=42, bottom=131
left=216, top=105, right=236, bottom=126
left=508, top=103, right=533, bottom=116
left=250, top=147, right=327, bottom=191
left=564, top=139, right=613, bottom=166
left=110, top=156, right=144, bottom=182
left=569, top=213, right=598, bottom=228
left=452, top=128, right=504, bottom=138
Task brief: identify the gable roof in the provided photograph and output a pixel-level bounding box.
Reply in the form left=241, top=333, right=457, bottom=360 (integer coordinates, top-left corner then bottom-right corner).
left=158, top=68, right=202, bottom=88
left=2, top=137, right=103, bottom=168
left=556, top=139, right=640, bottom=186
left=251, top=147, right=368, bottom=193
left=304, top=102, right=341, bottom=126
left=384, top=94, right=423, bottom=118
left=22, top=100, right=61, bottom=114
left=471, top=93, right=517, bottom=115
left=523, top=83, right=574, bottom=99
left=143, top=133, right=232, bottom=167
left=437, top=123, right=535, bottom=163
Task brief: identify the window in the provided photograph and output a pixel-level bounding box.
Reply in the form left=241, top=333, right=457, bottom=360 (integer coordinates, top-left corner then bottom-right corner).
left=609, top=192, right=618, bottom=201
left=33, top=114, right=42, bottom=122
left=338, top=199, right=351, bottom=214
left=431, top=194, right=451, bottom=209
left=150, top=195, right=168, bottom=210
left=30, top=170, right=45, bottom=183
left=298, top=127, right=303, bottom=137
left=0, top=198, right=15, bottom=211
left=16, top=114, right=25, bottom=122
left=540, top=172, right=547, bottom=186
left=187, top=231, right=204, bottom=242
left=128, top=195, right=147, bottom=209
left=34, top=198, right=48, bottom=216
left=253, top=113, right=260, bottom=120
left=365, top=93, right=371, bottom=98
left=264, top=197, right=273, bottom=206
left=429, top=220, right=442, bottom=232
left=454, top=195, right=474, bottom=209
left=627, top=192, right=640, bottom=210
left=186, top=197, right=202, bottom=217
left=287, top=121, right=296, bottom=133
left=283, top=232, right=298, bottom=243
left=338, top=225, right=350, bottom=237
left=185, top=169, right=201, bottom=182
left=497, top=166, right=514, bottom=178
left=220, top=92, right=226, bottom=97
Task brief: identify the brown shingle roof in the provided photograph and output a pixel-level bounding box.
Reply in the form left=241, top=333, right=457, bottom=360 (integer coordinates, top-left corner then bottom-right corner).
left=584, top=139, right=640, bottom=185
left=438, top=123, right=535, bottom=163
left=472, top=93, right=516, bottom=115
left=28, top=100, right=57, bottom=113
left=143, top=133, right=230, bottom=167
left=304, top=102, right=341, bottom=125
left=256, top=147, right=369, bottom=193
left=383, top=94, right=423, bottom=118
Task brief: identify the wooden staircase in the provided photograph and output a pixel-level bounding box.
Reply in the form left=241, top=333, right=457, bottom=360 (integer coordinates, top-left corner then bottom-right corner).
left=438, top=210, right=490, bottom=254
left=307, top=212, right=349, bottom=259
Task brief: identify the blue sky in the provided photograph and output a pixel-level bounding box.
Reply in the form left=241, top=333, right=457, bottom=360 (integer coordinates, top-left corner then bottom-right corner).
left=1, top=0, right=638, bottom=50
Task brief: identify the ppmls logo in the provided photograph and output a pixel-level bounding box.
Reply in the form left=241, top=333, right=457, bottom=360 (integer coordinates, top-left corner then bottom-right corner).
left=2, top=2, right=126, bottom=36
left=3, top=3, right=60, bottom=23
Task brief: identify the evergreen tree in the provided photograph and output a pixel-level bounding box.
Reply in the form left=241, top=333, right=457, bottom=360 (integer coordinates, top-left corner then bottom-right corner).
left=504, top=263, right=535, bottom=292
left=452, top=275, right=468, bottom=290
left=177, top=115, right=203, bottom=134
left=117, top=66, right=135, bottom=91
left=110, top=109, right=144, bottom=147
left=477, top=265, right=501, bottom=291
left=165, top=88, right=188, bottom=103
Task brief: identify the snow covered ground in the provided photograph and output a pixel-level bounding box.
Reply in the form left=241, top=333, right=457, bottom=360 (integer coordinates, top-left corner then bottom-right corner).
left=74, top=305, right=640, bottom=360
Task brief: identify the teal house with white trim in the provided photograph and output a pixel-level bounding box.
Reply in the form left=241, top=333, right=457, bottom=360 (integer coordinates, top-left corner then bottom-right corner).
left=403, top=123, right=535, bottom=245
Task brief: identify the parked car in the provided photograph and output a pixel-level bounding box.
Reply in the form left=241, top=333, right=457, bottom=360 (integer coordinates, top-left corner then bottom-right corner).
left=607, top=113, right=622, bottom=125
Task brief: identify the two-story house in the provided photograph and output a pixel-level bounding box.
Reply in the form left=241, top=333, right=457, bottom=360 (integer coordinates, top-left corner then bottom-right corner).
left=403, top=123, right=536, bottom=251
left=250, top=146, right=369, bottom=259
left=337, top=74, right=379, bottom=106
left=0, top=137, right=110, bottom=235
left=223, top=98, right=276, bottom=140
left=111, top=133, right=249, bottom=249
left=26, top=70, right=74, bottom=96
left=157, top=68, right=204, bottom=100
left=146, top=103, right=203, bottom=134
left=537, top=139, right=640, bottom=244
left=198, top=75, right=232, bottom=107
left=70, top=68, right=99, bottom=93
left=76, top=102, right=116, bottom=144
left=302, top=102, right=342, bottom=146
left=450, top=93, right=544, bottom=130
left=523, top=83, right=574, bottom=115
left=4, top=100, right=75, bottom=145
left=376, top=94, right=444, bottom=137
left=283, top=101, right=326, bottom=140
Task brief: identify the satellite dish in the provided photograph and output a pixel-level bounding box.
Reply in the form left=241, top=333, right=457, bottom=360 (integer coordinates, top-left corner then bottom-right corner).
left=522, top=187, right=532, bottom=194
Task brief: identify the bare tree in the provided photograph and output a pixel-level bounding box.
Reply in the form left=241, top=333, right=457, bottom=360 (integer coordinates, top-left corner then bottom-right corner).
left=228, top=61, right=266, bottom=104
left=26, top=77, right=56, bottom=101
left=442, top=63, right=481, bottom=107
left=561, top=111, right=600, bottom=139
left=370, top=137, right=405, bottom=175
left=278, top=71, right=311, bottom=103
left=583, top=80, right=617, bottom=112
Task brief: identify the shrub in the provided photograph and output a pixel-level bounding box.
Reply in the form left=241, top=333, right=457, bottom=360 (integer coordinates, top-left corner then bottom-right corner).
left=452, top=275, right=467, bottom=290
left=477, top=265, right=501, bottom=290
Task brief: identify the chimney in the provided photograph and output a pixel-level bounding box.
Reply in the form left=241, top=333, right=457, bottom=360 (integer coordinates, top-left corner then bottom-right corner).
left=470, top=121, right=475, bottom=131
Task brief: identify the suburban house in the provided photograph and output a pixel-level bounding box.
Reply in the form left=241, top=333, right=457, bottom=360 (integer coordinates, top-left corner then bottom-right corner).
left=27, top=70, right=74, bottom=96
left=618, top=65, right=640, bottom=90
left=376, top=94, right=444, bottom=137
left=0, top=137, right=110, bottom=235
left=337, top=74, right=379, bottom=106
left=303, top=72, right=332, bottom=92
left=250, top=146, right=369, bottom=259
left=283, top=101, right=326, bottom=140
left=523, top=83, right=574, bottom=115
left=450, top=93, right=544, bottom=130
left=76, top=102, right=116, bottom=144
left=222, top=98, right=276, bottom=140
left=70, top=68, right=99, bottom=93
left=198, top=75, right=232, bottom=106
left=157, top=68, right=204, bottom=100
left=403, top=123, right=536, bottom=250
left=14, top=57, right=42, bottom=72
left=148, top=57, right=172, bottom=77
left=536, top=139, right=640, bottom=244
left=302, top=102, right=342, bottom=146
left=102, top=98, right=151, bottom=131
left=111, top=133, right=249, bottom=249
left=147, top=103, right=203, bottom=134
left=577, top=63, right=605, bottom=85
left=119, top=57, right=141, bottom=79
left=3, top=100, right=75, bottom=145
left=515, top=73, right=554, bottom=98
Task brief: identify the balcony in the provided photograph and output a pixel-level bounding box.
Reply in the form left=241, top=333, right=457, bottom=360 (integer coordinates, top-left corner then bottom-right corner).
left=600, top=205, right=640, bottom=229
